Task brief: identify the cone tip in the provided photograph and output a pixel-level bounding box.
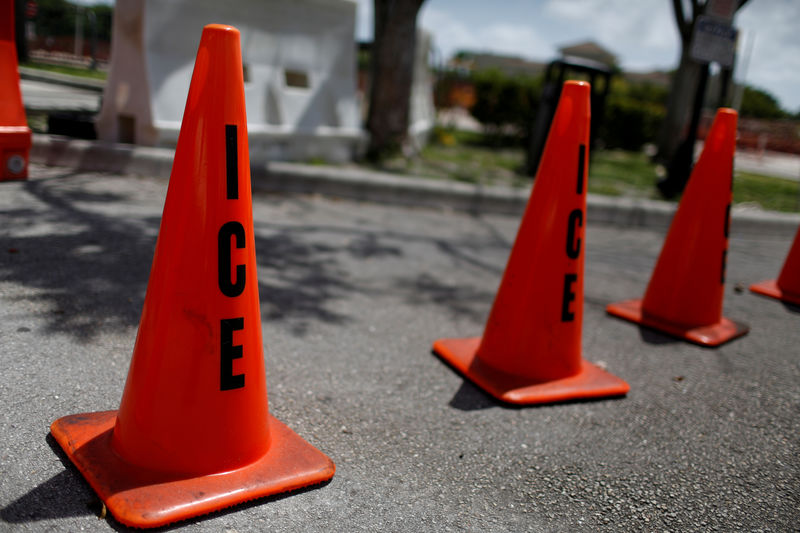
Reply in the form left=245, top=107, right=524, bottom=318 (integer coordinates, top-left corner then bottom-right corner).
left=562, top=80, right=591, bottom=98
left=717, top=107, right=738, bottom=118
left=564, top=80, right=589, bottom=88
left=202, top=24, right=240, bottom=36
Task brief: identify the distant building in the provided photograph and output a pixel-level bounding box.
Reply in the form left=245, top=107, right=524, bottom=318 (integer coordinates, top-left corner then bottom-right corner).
left=623, top=70, right=671, bottom=87
left=448, top=51, right=546, bottom=78
left=558, top=40, right=617, bottom=68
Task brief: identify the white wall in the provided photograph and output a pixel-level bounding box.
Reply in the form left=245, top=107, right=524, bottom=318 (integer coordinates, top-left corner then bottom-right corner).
left=97, top=0, right=365, bottom=162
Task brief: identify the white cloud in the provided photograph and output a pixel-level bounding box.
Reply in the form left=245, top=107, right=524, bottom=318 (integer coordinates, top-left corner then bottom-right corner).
left=479, top=24, right=554, bottom=60
left=544, top=0, right=679, bottom=69
left=353, top=0, right=373, bottom=41
left=419, top=6, right=479, bottom=58
left=737, top=0, right=800, bottom=110
left=420, top=6, right=552, bottom=62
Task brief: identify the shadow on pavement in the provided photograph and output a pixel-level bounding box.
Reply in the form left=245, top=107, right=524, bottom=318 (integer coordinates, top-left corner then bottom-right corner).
left=448, top=380, right=499, bottom=411
left=393, top=273, right=494, bottom=324
left=0, top=173, right=368, bottom=340
left=0, top=433, right=95, bottom=524
left=2, top=175, right=156, bottom=341
left=637, top=326, right=680, bottom=345
left=0, top=433, right=330, bottom=531
left=781, top=301, right=800, bottom=314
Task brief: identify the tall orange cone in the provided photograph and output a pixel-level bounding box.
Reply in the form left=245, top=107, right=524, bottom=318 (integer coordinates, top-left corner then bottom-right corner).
left=50, top=25, right=334, bottom=528
left=0, top=0, right=32, bottom=181
left=750, top=226, right=800, bottom=306
left=432, top=81, right=629, bottom=405
left=606, top=108, right=749, bottom=346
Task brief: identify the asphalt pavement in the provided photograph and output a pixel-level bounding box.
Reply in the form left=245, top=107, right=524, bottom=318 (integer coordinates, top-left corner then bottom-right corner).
left=0, top=163, right=798, bottom=531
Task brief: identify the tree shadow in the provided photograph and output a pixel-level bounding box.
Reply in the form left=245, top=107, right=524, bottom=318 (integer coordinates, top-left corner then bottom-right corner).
left=1, top=174, right=157, bottom=341
left=254, top=231, right=357, bottom=336
left=0, top=433, right=97, bottom=524
left=0, top=173, right=372, bottom=341
left=392, top=272, right=494, bottom=323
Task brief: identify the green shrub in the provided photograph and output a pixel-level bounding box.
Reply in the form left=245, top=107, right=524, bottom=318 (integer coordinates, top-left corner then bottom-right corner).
left=599, top=80, right=667, bottom=150
left=601, top=97, right=665, bottom=150
left=467, top=69, right=668, bottom=151
left=469, top=69, right=542, bottom=146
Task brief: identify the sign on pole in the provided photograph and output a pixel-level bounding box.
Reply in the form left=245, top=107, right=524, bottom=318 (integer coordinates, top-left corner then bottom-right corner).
left=690, top=15, right=738, bottom=67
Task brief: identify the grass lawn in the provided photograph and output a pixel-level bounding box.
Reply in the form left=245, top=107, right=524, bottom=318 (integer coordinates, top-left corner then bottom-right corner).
left=377, top=128, right=799, bottom=213
left=21, top=61, right=107, bottom=81
left=734, top=171, right=800, bottom=213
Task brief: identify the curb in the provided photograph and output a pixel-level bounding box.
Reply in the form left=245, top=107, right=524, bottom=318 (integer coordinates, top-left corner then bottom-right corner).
left=29, top=134, right=800, bottom=236
left=19, top=66, right=106, bottom=93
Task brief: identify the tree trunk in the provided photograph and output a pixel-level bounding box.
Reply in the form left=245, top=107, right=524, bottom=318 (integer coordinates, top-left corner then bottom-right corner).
left=656, top=0, right=750, bottom=165
left=656, top=45, right=702, bottom=165
left=366, top=0, right=425, bottom=161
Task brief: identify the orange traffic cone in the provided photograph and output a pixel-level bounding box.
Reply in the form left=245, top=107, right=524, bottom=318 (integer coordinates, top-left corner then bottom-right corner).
left=50, top=25, right=334, bottom=528
left=750, top=226, right=800, bottom=306
left=0, top=0, right=32, bottom=181
left=432, top=81, right=629, bottom=405
left=606, top=108, right=749, bottom=346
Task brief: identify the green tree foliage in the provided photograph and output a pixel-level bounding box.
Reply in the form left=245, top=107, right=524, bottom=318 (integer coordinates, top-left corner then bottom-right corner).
left=469, top=69, right=541, bottom=145
left=739, top=86, right=788, bottom=119
left=31, top=0, right=112, bottom=41
left=601, top=79, right=668, bottom=150
left=468, top=69, right=667, bottom=151
left=33, top=0, right=75, bottom=37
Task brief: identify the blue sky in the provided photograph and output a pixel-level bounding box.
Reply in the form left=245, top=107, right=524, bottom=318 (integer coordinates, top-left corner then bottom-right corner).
left=355, top=0, right=800, bottom=112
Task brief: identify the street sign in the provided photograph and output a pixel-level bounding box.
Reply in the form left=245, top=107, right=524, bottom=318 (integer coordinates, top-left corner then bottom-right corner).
left=690, top=14, right=738, bottom=67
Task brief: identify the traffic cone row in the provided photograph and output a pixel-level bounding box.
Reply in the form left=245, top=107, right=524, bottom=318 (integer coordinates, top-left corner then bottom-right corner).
left=32, top=22, right=794, bottom=530
left=0, top=0, right=32, bottom=181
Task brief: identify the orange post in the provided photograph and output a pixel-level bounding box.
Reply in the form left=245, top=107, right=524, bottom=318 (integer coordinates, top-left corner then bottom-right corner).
left=432, top=81, right=629, bottom=405
left=606, top=108, right=749, bottom=346
left=0, top=0, right=32, bottom=180
left=750, top=226, right=800, bottom=306
left=50, top=25, right=334, bottom=528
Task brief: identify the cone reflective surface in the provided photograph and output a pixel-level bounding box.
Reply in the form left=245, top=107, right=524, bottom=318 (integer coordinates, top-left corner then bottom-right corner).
left=606, top=108, right=749, bottom=346
left=433, top=81, right=629, bottom=405
left=50, top=25, right=334, bottom=528
left=750, top=226, right=800, bottom=306
left=0, top=0, right=32, bottom=181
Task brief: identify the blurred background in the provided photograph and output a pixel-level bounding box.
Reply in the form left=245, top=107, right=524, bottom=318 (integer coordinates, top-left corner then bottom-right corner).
left=12, top=0, right=800, bottom=209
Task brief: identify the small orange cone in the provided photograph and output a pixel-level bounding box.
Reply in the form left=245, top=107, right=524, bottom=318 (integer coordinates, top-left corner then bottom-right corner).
left=432, top=81, right=629, bottom=405
left=0, top=0, right=32, bottom=181
left=50, top=25, right=334, bottom=528
left=606, top=108, right=749, bottom=346
left=750, top=226, right=800, bottom=306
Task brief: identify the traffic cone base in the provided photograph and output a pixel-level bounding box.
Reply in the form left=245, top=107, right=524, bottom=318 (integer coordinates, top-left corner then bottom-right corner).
left=433, top=337, right=629, bottom=405
left=51, top=410, right=335, bottom=529
left=749, top=280, right=800, bottom=306
left=606, top=299, right=749, bottom=347
left=0, top=126, right=32, bottom=180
